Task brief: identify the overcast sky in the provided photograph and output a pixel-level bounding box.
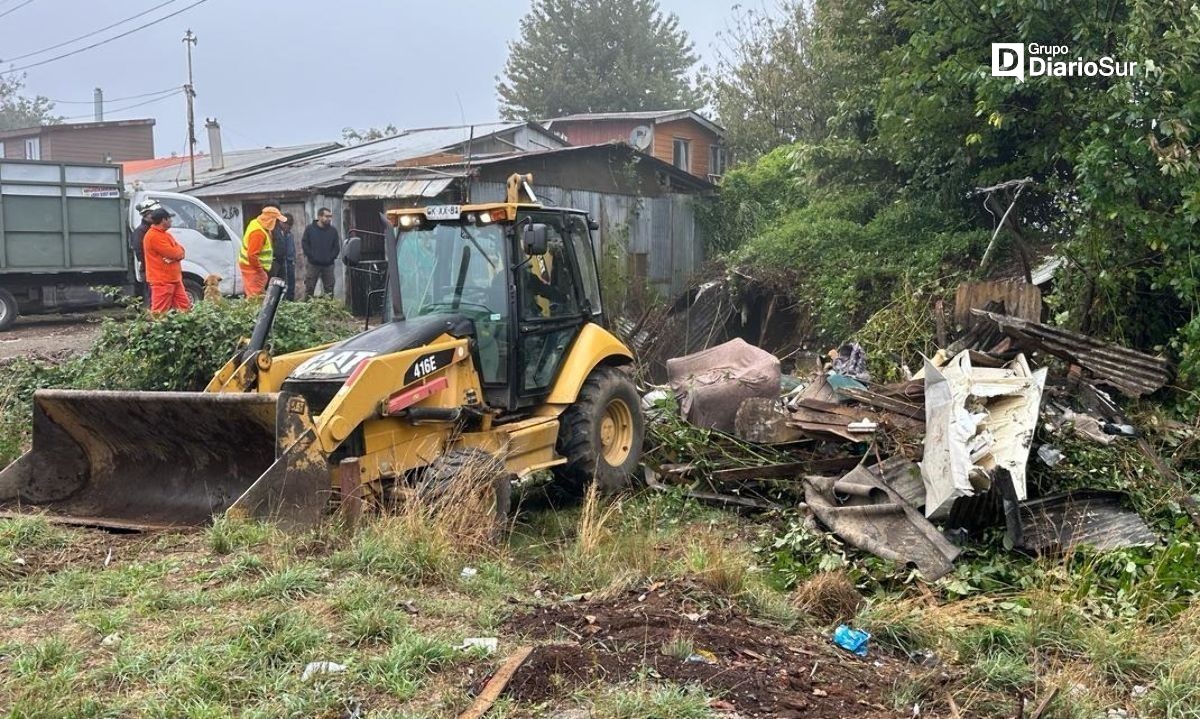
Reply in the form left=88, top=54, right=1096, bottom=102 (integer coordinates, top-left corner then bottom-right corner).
left=0, top=0, right=734, bottom=154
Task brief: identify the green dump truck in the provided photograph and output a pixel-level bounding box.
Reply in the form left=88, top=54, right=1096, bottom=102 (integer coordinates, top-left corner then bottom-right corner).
left=0, top=159, right=129, bottom=330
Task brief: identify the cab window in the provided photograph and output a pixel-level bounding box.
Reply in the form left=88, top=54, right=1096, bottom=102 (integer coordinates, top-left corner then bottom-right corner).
left=519, top=224, right=579, bottom=320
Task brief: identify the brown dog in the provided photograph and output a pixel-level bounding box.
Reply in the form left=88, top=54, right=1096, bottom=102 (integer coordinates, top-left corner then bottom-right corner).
left=203, top=274, right=223, bottom=303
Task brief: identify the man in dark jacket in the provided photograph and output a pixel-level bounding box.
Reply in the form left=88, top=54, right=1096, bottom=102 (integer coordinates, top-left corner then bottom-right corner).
left=301, top=207, right=340, bottom=297
left=272, top=213, right=298, bottom=300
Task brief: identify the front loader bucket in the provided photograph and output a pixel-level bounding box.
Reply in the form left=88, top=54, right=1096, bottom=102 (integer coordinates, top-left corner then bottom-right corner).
left=0, top=390, right=283, bottom=530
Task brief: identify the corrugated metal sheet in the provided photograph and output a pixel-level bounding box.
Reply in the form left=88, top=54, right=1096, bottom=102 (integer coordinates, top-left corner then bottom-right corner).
left=343, top=178, right=452, bottom=199
left=973, top=310, right=1174, bottom=397
left=1016, top=490, right=1157, bottom=554
left=467, top=180, right=703, bottom=295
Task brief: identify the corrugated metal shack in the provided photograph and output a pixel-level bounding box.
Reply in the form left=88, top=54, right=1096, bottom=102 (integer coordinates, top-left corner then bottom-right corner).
left=182, top=125, right=712, bottom=307
left=350, top=143, right=712, bottom=297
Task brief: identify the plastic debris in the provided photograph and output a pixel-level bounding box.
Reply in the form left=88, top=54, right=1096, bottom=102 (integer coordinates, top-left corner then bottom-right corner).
left=460, top=566, right=478, bottom=579
left=459, top=637, right=499, bottom=654
left=1037, top=444, right=1065, bottom=467
left=829, top=342, right=870, bottom=381
left=301, top=661, right=347, bottom=682
left=833, top=624, right=871, bottom=657
left=685, top=649, right=718, bottom=665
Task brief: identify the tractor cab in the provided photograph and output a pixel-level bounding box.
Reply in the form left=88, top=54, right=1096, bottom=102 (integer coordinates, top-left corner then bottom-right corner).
left=345, top=174, right=605, bottom=412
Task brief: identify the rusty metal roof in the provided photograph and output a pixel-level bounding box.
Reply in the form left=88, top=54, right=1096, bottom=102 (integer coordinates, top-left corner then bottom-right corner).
left=973, top=310, right=1174, bottom=397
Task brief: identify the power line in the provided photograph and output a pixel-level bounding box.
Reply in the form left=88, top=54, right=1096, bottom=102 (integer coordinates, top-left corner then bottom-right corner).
left=0, top=0, right=210, bottom=76
left=58, top=88, right=183, bottom=121
left=1, top=0, right=181, bottom=64
left=0, top=0, right=34, bottom=20
left=48, top=87, right=179, bottom=105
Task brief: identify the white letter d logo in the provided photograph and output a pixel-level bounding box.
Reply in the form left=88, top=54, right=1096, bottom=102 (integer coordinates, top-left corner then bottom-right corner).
left=992, top=43, right=1024, bottom=81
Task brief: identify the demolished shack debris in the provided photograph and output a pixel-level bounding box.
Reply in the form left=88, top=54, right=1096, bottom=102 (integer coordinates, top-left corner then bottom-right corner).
left=920, top=350, right=1046, bottom=519
left=804, top=459, right=960, bottom=580
left=972, top=310, right=1173, bottom=397
left=1015, top=490, right=1157, bottom=554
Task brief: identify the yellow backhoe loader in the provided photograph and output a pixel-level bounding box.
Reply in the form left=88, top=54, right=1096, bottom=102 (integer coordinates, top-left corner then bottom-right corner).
left=0, top=174, right=644, bottom=530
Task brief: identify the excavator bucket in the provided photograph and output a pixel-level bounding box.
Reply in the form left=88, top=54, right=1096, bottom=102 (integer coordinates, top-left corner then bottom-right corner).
left=0, top=389, right=327, bottom=531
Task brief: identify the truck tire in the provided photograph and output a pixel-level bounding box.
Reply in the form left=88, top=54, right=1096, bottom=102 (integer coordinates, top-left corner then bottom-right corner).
left=419, top=448, right=513, bottom=530
left=183, top=278, right=204, bottom=307
left=553, top=366, right=645, bottom=494
left=0, top=288, right=17, bottom=331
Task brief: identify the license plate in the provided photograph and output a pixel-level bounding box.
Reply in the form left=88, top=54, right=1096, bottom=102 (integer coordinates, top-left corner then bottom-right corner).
left=424, top=204, right=462, bottom=221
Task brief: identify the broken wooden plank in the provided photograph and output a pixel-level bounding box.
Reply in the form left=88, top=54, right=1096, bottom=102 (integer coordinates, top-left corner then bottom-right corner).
left=708, top=457, right=862, bottom=483
left=954, top=280, right=1042, bottom=330
left=457, top=645, right=534, bottom=719
left=835, top=387, right=925, bottom=420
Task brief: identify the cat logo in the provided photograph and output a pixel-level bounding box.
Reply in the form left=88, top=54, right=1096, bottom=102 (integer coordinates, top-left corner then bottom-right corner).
left=292, top=350, right=377, bottom=379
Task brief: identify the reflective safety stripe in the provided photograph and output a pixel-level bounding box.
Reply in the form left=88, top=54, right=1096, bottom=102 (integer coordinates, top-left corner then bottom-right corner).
left=239, top=218, right=274, bottom=270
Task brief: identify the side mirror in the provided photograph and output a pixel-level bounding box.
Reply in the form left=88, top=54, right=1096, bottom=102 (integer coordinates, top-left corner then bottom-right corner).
left=522, top=223, right=549, bottom=256
left=343, top=235, right=363, bottom=265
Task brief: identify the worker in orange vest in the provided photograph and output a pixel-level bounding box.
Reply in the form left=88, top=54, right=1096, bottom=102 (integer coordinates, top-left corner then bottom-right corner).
left=239, top=206, right=286, bottom=297
left=143, top=208, right=192, bottom=314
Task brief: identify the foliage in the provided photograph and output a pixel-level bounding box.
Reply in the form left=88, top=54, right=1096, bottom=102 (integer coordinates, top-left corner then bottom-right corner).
left=704, top=0, right=896, bottom=160
left=341, top=124, right=399, bottom=144
left=705, top=0, right=1200, bottom=387
left=732, top=187, right=985, bottom=343
left=0, top=74, right=58, bottom=131
left=496, top=0, right=699, bottom=119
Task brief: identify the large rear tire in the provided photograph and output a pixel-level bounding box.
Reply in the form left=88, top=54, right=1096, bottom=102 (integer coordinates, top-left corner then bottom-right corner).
left=0, top=288, right=17, bottom=331
left=553, top=366, right=644, bottom=494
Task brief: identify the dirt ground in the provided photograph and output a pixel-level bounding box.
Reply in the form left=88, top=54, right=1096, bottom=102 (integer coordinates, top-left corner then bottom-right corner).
left=0, top=310, right=114, bottom=360
left=506, top=581, right=911, bottom=718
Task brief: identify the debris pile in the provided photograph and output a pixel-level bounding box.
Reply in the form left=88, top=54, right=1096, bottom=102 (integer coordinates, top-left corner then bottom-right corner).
left=645, top=293, right=1178, bottom=581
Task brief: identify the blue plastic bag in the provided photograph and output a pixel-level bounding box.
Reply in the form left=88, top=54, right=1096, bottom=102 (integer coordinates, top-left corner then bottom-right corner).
left=833, top=624, right=870, bottom=657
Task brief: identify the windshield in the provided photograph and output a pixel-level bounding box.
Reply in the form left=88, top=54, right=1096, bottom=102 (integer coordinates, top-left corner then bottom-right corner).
left=396, top=222, right=507, bottom=321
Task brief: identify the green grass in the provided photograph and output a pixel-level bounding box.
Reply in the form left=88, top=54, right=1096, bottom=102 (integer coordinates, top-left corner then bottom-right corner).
left=2, top=486, right=1196, bottom=718
left=591, top=681, right=715, bottom=719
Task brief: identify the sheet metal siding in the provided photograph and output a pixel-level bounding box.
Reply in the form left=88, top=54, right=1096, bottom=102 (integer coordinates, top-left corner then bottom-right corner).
left=468, top=181, right=700, bottom=294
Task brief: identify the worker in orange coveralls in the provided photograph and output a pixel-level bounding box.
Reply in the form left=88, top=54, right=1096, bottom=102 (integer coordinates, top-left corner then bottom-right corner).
left=239, top=206, right=286, bottom=297
left=143, top=207, right=192, bottom=314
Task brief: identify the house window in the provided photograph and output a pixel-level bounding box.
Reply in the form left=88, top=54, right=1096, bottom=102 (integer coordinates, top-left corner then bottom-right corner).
left=709, top=145, right=728, bottom=177
left=0, top=141, right=5, bottom=158
left=24, top=137, right=41, bottom=160
left=672, top=138, right=690, bottom=173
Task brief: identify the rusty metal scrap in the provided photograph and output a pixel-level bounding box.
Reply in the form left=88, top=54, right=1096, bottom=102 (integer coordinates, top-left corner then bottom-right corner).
left=973, top=310, right=1173, bottom=397
left=1015, top=490, right=1157, bottom=555
left=804, top=459, right=960, bottom=580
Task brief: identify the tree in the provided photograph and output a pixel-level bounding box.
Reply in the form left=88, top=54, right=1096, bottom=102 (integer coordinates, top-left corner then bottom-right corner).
left=341, top=124, right=399, bottom=144
left=496, top=0, right=699, bottom=120
left=0, top=74, right=58, bottom=131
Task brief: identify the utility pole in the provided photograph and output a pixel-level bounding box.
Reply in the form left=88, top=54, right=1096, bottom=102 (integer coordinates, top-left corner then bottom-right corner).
left=182, top=29, right=198, bottom=186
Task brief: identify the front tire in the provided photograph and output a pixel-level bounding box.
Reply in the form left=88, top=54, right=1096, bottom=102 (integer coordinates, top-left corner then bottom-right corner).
left=0, top=288, right=17, bottom=331
left=553, top=366, right=645, bottom=494
left=420, top=448, right=513, bottom=531
left=183, top=278, right=204, bottom=307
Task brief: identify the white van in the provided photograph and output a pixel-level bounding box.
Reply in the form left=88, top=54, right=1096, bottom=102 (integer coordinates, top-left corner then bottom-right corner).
left=128, top=189, right=241, bottom=302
